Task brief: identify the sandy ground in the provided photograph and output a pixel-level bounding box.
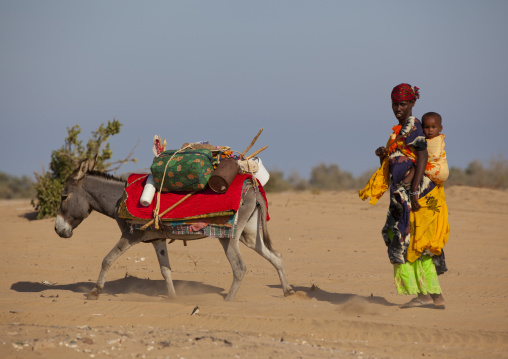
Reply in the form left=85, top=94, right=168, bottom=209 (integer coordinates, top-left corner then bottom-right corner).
left=1, top=186, right=507, bottom=359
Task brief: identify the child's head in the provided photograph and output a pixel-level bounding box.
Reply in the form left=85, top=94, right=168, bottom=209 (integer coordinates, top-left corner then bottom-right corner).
left=422, top=112, right=443, bottom=139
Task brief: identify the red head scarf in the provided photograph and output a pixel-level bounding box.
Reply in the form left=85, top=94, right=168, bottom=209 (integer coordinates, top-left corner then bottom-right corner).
left=391, top=83, right=420, bottom=102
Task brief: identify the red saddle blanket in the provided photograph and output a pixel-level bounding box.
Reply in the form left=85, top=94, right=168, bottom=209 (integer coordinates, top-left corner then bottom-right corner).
left=120, top=173, right=269, bottom=221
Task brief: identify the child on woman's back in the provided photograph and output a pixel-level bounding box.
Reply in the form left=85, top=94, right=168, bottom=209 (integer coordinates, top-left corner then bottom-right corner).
left=422, top=112, right=449, bottom=185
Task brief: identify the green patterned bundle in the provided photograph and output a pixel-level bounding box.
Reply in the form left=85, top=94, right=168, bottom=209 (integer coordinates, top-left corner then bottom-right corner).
left=150, top=149, right=215, bottom=192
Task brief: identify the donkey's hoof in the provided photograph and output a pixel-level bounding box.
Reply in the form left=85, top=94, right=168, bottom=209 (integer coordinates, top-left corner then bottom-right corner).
left=87, top=290, right=100, bottom=300
left=284, top=288, right=295, bottom=297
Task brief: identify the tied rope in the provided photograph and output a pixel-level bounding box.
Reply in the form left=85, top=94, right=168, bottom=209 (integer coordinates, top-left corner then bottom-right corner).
left=143, top=133, right=268, bottom=230
left=227, top=149, right=263, bottom=192
left=152, top=145, right=193, bottom=230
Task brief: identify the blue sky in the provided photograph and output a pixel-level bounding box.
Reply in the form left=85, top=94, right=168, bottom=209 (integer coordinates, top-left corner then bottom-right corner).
left=1, top=1, right=507, bottom=179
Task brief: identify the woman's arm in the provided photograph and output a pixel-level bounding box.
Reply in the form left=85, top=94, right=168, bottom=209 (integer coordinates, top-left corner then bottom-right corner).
left=410, top=148, right=428, bottom=211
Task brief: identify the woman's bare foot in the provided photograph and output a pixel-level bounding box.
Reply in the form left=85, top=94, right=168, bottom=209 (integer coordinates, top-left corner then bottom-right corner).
left=431, top=293, right=445, bottom=309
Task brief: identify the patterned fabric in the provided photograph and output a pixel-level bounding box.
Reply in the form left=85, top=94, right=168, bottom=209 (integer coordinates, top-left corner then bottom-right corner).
left=394, top=255, right=442, bottom=295
left=358, top=117, right=427, bottom=205
left=391, top=83, right=420, bottom=102
left=151, top=149, right=214, bottom=192
left=381, top=117, right=437, bottom=264
left=387, top=117, right=428, bottom=184
left=168, top=222, right=236, bottom=239
left=426, top=134, right=449, bottom=184
left=127, top=213, right=238, bottom=239
left=432, top=249, right=448, bottom=275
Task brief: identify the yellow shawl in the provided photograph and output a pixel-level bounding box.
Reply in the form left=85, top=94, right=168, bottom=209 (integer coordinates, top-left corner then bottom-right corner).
left=407, top=185, right=449, bottom=262
left=358, top=125, right=416, bottom=205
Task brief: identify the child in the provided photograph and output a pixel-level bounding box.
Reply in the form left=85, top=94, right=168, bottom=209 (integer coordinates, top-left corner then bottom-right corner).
left=422, top=112, right=449, bottom=185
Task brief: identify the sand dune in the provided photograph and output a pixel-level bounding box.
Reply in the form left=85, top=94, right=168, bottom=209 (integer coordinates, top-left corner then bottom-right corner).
left=1, top=186, right=507, bottom=358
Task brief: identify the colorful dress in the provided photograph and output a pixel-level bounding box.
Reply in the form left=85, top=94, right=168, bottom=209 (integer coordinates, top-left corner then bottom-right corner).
left=359, top=116, right=450, bottom=296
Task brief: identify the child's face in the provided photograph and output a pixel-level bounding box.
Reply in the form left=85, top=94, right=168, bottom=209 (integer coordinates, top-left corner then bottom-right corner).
left=422, top=116, right=443, bottom=139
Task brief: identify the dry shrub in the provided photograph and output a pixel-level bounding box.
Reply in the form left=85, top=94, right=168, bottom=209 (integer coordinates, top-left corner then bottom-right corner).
left=447, top=154, right=508, bottom=189
left=265, top=156, right=508, bottom=193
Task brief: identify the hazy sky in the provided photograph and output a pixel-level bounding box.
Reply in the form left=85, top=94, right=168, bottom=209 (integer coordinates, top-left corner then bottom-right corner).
left=1, top=1, right=507, bottom=180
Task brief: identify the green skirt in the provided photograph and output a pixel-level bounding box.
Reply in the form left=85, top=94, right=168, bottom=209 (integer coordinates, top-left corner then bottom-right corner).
left=393, top=255, right=441, bottom=295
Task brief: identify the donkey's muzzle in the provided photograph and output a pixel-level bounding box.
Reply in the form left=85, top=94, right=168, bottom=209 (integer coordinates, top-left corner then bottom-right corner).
left=55, top=214, right=73, bottom=238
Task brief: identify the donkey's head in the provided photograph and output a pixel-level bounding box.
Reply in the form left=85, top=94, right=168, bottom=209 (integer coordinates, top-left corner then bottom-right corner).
left=55, top=157, right=96, bottom=238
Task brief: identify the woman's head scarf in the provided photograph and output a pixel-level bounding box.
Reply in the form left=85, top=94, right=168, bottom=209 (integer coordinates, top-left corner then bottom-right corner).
left=391, top=83, right=420, bottom=102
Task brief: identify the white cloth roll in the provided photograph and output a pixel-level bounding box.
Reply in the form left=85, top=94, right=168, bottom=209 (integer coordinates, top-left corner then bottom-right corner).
left=140, top=174, right=156, bottom=206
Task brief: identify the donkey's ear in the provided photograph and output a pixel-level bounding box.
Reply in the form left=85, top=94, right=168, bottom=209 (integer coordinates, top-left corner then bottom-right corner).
left=88, top=154, right=98, bottom=171
left=72, top=159, right=90, bottom=181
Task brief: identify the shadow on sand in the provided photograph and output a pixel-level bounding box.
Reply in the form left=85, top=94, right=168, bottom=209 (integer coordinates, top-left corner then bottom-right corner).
left=11, top=275, right=224, bottom=299
left=21, top=211, right=39, bottom=221
left=269, top=284, right=398, bottom=307
left=11, top=278, right=396, bottom=305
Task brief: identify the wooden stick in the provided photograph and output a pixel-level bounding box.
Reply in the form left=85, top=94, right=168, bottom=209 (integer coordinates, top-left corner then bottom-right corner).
left=247, top=146, right=268, bottom=159
left=140, top=191, right=196, bottom=230
left=241, top=128, right=264, bottom=156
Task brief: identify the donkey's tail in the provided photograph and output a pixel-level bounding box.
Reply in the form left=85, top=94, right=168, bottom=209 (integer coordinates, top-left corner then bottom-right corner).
left=257, top=195, right=274, bottom=253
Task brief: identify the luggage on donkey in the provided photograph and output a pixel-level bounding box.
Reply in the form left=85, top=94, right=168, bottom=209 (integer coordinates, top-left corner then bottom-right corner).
left=150, top=149, right=215, bottom=192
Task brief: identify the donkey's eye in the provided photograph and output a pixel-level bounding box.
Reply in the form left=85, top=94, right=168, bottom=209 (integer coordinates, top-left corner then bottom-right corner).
left=61, top=194, right=69, bottom=201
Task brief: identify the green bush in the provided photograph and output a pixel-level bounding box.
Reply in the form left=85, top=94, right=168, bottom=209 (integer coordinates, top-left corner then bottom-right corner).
left=31, top=120, right=136, bottom=219
left=31, top=172, right=64, bottom=218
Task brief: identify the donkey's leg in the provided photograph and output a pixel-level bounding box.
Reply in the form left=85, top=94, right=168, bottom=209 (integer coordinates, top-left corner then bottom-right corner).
left=240, top=208, right=294, bottom=297
left=216, top=191, right=262, bottom=302
left=151, top=240, right=176, bottom=299
left=87, top=237, right=133, bottom=300
left=218, top=237, right=246, bottom=302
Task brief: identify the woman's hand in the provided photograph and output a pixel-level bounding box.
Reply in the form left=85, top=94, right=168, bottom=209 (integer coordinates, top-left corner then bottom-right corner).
left=410, top=192, right=421, bottom=211
left=375, top=147, right=388, bottom=165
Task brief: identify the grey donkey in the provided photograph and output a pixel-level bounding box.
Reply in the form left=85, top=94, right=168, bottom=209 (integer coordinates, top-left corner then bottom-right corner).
left=54, top=157, right=294, bottom=301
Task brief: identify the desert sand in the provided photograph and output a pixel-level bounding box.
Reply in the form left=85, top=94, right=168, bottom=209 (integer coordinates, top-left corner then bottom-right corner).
left=1, top=186, right=507, bottom=358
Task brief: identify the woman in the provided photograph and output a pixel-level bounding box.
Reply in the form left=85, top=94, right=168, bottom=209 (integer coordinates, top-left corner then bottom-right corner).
left=359, top=83, right=450, bottom=309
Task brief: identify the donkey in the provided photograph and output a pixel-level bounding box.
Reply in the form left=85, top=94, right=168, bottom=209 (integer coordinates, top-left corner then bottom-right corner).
left=54, top=157, right=294, bottom=301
